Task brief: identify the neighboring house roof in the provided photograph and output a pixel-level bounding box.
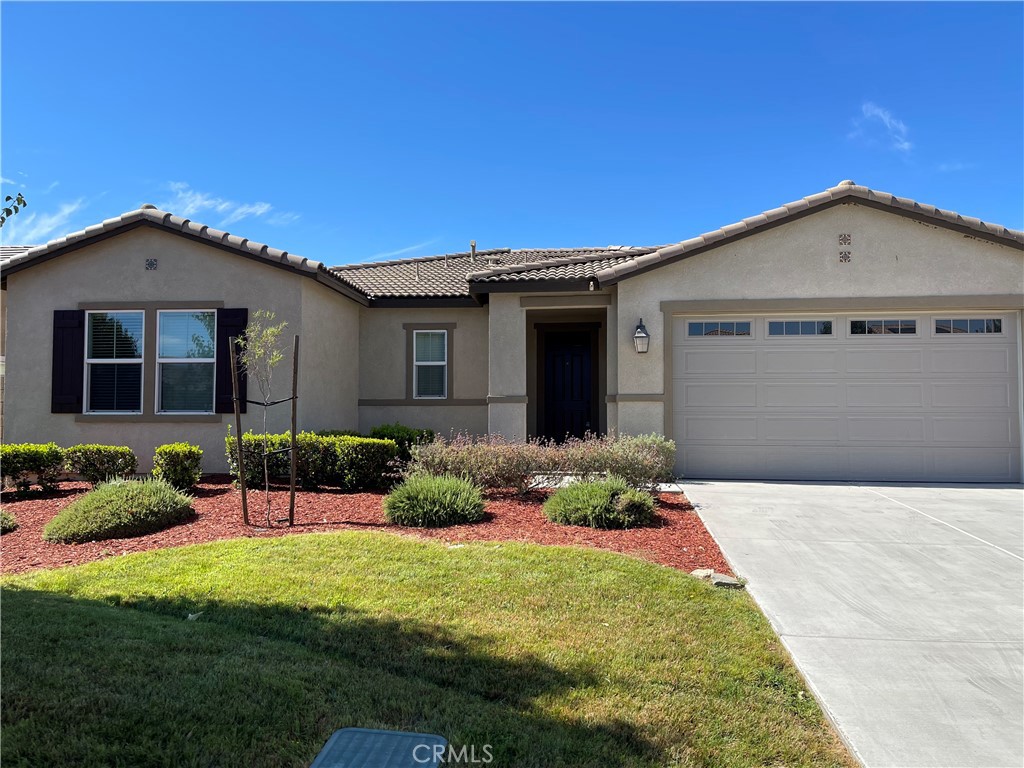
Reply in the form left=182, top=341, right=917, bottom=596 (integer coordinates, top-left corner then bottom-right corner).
left=0, top=206, right=370, bottom=304
left=3, top=181, right=1020, bottom=303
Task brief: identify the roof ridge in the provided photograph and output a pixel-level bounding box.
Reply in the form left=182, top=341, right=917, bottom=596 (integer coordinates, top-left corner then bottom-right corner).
left=466, top=246, right=664, bottom=280
left=330, top=247, right=511, bottom=272
left=586, top=180, right=1024, bottom=286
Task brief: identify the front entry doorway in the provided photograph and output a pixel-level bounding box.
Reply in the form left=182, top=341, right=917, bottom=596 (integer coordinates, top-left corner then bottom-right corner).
left=539, top=327, right=599, bottom=441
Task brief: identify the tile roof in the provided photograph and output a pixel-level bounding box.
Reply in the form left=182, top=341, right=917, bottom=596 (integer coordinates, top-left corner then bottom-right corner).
left=0, top=245, right=34, bottom=266
left=0, top=206, right=368, bottom=303
left=329, top=246, right=658, bottom=298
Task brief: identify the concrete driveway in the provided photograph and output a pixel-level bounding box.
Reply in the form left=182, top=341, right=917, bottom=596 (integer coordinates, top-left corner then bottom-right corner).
left=684, top=481, right=1023, bottom=768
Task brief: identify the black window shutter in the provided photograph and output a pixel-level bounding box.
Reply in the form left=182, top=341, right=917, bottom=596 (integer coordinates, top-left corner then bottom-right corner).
left=52, top=310, right=85, bottom=413
left=216, top=308, right=248, bottom=414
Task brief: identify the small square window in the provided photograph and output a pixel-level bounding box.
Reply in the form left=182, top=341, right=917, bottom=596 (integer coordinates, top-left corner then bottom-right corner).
left=851, top=320, right=866, bottom=335
left=735, top=322, right=751, bottom=336
left=688, top=322, right=704, bottom=337
left=900, top=320, right=916, bottom=334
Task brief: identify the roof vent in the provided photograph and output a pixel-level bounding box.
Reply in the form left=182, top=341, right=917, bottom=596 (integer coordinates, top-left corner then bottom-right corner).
left=140, top=203, right=158, bottom=210
left=836, top=179, right=856, bottom=187
left=470, top=240, right=476, bottom=263
left=485, top=252, right=501, bottom=266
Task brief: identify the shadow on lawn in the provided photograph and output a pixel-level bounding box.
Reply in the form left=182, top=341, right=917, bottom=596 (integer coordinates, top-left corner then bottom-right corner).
left=1, top=587, right=662, bottom=768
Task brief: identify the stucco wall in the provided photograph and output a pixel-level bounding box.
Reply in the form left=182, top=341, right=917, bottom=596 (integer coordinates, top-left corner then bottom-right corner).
left=357, top=305, right=488, bottom=435
left=3, top=227, right=360, bottom=471
left=613, top=203, right=1024, bottom=436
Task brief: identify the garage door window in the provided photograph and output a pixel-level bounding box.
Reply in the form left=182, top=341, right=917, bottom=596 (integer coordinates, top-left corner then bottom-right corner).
left=767, top=320, right=833, bottom=336
left=687, top=321, right=751, bottom=337
left=850, top=319, right=916, bottom=335
left=934, top=318, right=1002, bottom=334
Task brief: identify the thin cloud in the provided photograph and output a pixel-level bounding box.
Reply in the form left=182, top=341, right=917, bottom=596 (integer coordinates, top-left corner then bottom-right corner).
left=157, top=182, right=297, bottom=229
left=42, top=180, right=61, bottom=194
left=1, top=199, right=86, bottom=244
left=1, top=176, right=16, bottom=185
left=370, top=238, right=442, bottom=260
left=937, top=161, right=976, bottom=173
left=849, top=101, right=912, bottom=154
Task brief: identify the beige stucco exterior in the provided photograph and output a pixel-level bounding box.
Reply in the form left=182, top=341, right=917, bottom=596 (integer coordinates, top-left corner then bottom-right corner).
left=356, top=305, right=488, bottom=436
left=3, top=227, right=360, bottom=471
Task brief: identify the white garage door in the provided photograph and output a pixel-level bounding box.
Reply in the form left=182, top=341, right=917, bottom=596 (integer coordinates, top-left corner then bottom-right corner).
left=672, top=312, right=1022, bottom=482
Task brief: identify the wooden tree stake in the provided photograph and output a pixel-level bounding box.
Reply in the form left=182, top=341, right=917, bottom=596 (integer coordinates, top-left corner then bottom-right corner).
left=289, top=334, right=299, bottom=526
left=229, top=336, right=250, bottom=526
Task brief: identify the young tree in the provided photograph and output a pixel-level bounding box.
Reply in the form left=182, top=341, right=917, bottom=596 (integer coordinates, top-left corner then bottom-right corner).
left=237, top=310, right=288, bottom=526
left=0, top=193, right=27, bottom=228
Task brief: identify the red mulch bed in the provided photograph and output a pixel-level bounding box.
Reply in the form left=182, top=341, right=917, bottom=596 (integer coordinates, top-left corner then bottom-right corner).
left=0, top=477, right=730, bottom=576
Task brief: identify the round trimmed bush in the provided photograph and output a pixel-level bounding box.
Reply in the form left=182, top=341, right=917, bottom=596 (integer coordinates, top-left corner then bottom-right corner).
left=543, top=476, right=657, bottom=529
left=43, top=477, right=194, bottom=544
left=0, top=509, right=18, bottom=535
left=152, top=442, right=203, bottom=490
left=384, top=473, right=485, bottom=527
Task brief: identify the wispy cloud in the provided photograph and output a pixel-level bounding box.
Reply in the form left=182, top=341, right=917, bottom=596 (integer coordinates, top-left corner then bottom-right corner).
left=849, top=101, right=912, bottom=154
left=937, top=161, right=976, bottom=173
left=42, top=180, right=60, bottom=194
left=370, top=238, right=442, bottom=260
left=157, top=182, right=298, bottom=228
left=0, top=176, right=16, bottom=186
left=1, top=199, right=86, bottom=244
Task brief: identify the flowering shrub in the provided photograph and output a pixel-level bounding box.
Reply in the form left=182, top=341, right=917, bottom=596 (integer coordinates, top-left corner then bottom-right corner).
left=407, top=432, right=675, bottom=492
left=0, top=442, right=65, bottom=492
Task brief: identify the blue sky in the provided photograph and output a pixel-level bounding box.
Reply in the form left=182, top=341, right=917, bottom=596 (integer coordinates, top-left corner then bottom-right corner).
left=2, top=2, right=1021, bottom=265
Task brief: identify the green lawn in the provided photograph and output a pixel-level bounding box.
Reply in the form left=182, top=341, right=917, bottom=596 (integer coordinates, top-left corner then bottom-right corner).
left=1, top=532, right=853, bottom=767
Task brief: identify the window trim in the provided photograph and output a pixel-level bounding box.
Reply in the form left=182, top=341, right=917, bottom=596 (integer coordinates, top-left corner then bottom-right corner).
left=402, top=322, right=456, bottom=402
left=846, top=317, right=919, bottom=338
left=83, top=309, right=145, bottom=415
left=931, top=316, right=1005, bottom=337
left=684, top=318, right=754, bottom=339
left=412, top=329, right=448, bottom=400
left=155, top=309, right=217, bottom=415
left=765, top=318, right=836, bottom=338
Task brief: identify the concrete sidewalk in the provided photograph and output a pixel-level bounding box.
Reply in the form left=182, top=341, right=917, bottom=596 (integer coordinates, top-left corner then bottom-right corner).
left=684, top=481, right=1024, bottom=768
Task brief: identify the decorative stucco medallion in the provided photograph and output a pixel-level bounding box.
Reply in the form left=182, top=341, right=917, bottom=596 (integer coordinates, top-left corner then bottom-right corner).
left=839, top=251, right=852, bottom=263
left=145, top=258, right=158, bottom=270
left=839, top=233, right=852, bottom=246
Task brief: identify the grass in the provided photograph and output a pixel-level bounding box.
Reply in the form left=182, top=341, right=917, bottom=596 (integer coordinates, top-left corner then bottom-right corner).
left=1, top=532, right=854, bottom=767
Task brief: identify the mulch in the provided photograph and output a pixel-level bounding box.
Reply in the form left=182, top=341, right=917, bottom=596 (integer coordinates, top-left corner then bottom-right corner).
left=0, top=477, right=731, bottom=576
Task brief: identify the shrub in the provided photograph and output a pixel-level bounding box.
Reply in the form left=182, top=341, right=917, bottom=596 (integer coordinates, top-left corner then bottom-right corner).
left=225, top=430, right=398, bottom=491
left=543, top=476, right=657, bottom=529
left=368, top=423, right=435, bottom=463
left=407, top=432, right=676, bottom=492
left=315, top=429, right=362, bottom=438
left=64, top=445, right=138, bottom=486
left=408, top=434, right=555, bottom=493
left=0, top=509, right=18, bottom=535
left=43, top=477, right=193, bottom=544
left=152, top=443, right=203, bottom=490
left=383, top=473, right=485, bottom=527
left=0, top=442, right=65, bottom=492
left=557, top=433, right=676, bottom=491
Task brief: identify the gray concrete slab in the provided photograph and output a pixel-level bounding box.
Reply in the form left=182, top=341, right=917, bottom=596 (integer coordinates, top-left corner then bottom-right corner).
left=685, top=481, right=1024, bottom=768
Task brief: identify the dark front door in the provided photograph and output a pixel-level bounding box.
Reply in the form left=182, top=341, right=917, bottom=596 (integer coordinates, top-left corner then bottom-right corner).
left=543, top=331, right=596, bottom=441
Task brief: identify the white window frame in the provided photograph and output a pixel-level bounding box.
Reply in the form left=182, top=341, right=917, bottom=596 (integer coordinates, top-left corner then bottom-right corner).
left=413, top=329, right=448, bottom=400
left=931, top=316, right=1005, bottom=337
left=156, top=309, right=217, bottom=415
left=83, top=309, right=145, bottom=414
left=765, top=318, right=836, bottom=338
left=846, top=316, right=920, bottom=338
left=685, top=319, right=754, bottom=340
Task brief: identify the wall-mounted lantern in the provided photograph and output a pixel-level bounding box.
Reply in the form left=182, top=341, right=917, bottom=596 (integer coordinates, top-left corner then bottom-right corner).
left=633, top=319, right=650, bottom=354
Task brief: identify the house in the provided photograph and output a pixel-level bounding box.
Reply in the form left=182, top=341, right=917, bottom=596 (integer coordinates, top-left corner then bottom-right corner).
left=2, top=180, right=1022, bottom=482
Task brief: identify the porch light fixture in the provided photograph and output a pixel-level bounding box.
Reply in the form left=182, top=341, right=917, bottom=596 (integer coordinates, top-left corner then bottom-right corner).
left=632, top=319, right=650, bottom=354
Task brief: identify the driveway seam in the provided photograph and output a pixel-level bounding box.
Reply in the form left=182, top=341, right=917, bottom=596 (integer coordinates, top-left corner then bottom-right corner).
left=778, top=633, right=1022, bottom=646
left=856, top=485, right=1024, bottom=562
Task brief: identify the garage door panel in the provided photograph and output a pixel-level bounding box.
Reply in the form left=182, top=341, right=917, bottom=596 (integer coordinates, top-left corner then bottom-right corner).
left=763, top=348, right=840, bottom=374
left=762, top=382, right=840, bottom=408
left=848, top=448, right=928, bottom=481
left=932, top=382, right=1013, bottom=409
left=932, top=416, right=1014, bottom=445
left=675, top=349, right=756, bottom=376
left=678, top=382, right=756, bottom=408
left=848, top=417, right=926, bottom=442
left=671, top=311, right=1021, bottom=482
left=931, top=348, right=1012, bottom=375
left=846, top=349, right=923, bottom=374
left=763, top=416, right=841, bottom=442
left=846, top=382, right=924, bottom=408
